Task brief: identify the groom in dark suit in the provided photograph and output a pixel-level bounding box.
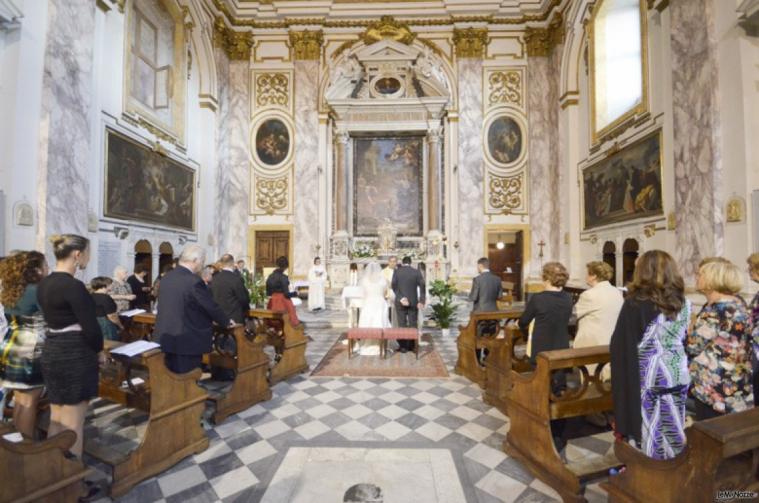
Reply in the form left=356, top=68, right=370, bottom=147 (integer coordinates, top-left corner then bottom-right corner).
left=391, top=256, right=426, bottom=353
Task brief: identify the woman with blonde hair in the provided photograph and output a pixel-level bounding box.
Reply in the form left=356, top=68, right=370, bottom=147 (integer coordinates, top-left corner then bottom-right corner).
left=610, top=250, right=690, bottom=460
left=687, top=260, right=754, bottom=420
left=746, top=253, right=759, bottom=403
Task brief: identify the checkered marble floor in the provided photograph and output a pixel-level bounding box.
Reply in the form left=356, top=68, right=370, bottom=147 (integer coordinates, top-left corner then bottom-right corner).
left=87, top=304, right=612, bottom=503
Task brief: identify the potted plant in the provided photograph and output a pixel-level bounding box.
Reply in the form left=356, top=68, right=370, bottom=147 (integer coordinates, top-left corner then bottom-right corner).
left=243, top=270, right=267, bottom=308
left=428, top=279, right=457, bottom=336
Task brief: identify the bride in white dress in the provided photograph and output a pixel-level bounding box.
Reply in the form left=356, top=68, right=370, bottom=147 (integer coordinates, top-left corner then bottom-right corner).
left=357, top=261, right=390, bottom=356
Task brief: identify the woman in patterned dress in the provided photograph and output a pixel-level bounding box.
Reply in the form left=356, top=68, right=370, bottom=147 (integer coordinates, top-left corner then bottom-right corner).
left=688, top=260, right=755, bottom=420
left=610, top=250, right=691, bottom=460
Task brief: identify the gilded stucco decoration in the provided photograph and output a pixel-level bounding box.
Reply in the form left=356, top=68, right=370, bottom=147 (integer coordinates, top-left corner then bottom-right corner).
left=524, top=12, right=565, bottom=57
left=452, top=27, right=489, bottom=58
left=255, top=73, right=290, bottom=108
left=360, top=16, right=417, bottom=45
left=289, top=30, right=324, bottom=60
left=488, top=172, right=524, bottom=215
left=255, top=175, right=289, bottom=215
left=487, top=69, right=523, bottom=109
left=213, top=17, right=254, bottom=60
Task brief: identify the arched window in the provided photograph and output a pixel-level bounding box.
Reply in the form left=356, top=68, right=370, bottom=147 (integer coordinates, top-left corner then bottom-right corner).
left=622, top=238, right=639, bottom=285
left=588, top=0, right=647, bottom=140
left=158, top=242, right=174, bottom=278
left=134, top=239, right=153, bottom=287
left=602, top=241, right=617, bottom=286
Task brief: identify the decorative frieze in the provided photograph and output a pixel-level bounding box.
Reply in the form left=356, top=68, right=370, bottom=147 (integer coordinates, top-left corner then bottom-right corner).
left=289, top=30, right=323, bottom=60
left=213, top=17, right=254, bottom=60
left=452, top=27, right=489, bottom=59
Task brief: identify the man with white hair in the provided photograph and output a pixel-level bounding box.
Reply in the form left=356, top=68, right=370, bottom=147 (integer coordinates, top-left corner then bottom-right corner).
left=155, top=244, right=234, bottom=373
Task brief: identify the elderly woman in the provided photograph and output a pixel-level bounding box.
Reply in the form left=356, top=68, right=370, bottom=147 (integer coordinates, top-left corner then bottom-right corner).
left=688, top=260, right=754, bottom=420
left=574, top=261, right=624, bottom=380
left=109, top=265, right=135, bottom=314
left=747, top=254, right=759, bottom=403
left=611, top=250, right=691, bottom=460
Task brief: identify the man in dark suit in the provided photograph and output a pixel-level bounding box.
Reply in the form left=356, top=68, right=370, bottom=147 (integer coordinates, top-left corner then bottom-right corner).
left=155, top=244, right=234, bottom=373
left=391, top=256, right=426, bottom=353
left=469, top=257, right=503, bottom=312
left=211, top=253, right=250, bottom=324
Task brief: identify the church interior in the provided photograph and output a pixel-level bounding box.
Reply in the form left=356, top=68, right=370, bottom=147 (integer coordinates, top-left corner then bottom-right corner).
left=1, top=0, right=759, bottom=501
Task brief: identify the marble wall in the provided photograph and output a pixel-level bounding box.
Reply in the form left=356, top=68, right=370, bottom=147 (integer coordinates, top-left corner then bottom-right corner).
left=527, top=53, right=561, bottom=276
left=456, top=58, right=485, bottom=276
left=214, top=51, right=250, bottom=259
left=670, top=0, right=723, bottom=281
left=37, top=0, right=96, bottom=243
left=293, top=60, right=321, bottom=278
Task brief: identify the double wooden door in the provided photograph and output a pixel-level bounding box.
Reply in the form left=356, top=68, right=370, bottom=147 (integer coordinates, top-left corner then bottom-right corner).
left=254, top=231, right=290, bottom=274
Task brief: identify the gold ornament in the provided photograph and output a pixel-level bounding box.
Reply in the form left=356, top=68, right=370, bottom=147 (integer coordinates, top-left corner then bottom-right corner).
left=452, top=27, right=489, bottom=58
left=289, top=30, right=324, bottom=60
left=726, top=197, right=745, bottom=223
left=360, top=16, right=417, bottom=45
left=213, top=17, right=254, bottom=60
left=256, top=73, right=289, bottom=108
left=488, top=70, right=522, bottom=107
left=489, top=174, right=522, bottom=214
left=256, top=176, right=289, bottom=215
left=524, top=12, right=564, bottom=57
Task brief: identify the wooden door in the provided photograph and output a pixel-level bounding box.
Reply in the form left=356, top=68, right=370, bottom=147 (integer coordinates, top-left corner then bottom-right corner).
left=254, top=231, right=290, bottom=274
left=487, top=231, right=524, bottom=301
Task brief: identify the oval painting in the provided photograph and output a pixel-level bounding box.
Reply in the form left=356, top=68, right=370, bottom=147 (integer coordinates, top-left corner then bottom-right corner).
left=374, top=77, right=401, bottom=95
left=255, top=118, right=290, bottom=166
left=487, top=116, right=523, bottom=166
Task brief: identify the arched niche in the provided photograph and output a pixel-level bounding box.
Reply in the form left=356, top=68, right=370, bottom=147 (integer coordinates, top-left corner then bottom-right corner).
left=622, top=238, right=640, bottom=285
left=602, top=240, right=617, bottom=286
left=158, top=241, right=174, bottom=279
left=134, top=239, right=153, bottom=286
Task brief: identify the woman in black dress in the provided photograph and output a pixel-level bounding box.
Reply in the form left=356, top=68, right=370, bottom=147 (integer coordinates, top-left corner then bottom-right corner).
left=37, top=234, right=103, bottom=460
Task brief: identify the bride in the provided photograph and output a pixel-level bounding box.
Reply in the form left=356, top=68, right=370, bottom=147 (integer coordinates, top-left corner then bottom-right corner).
left=357, top=261, right=390, bottom=356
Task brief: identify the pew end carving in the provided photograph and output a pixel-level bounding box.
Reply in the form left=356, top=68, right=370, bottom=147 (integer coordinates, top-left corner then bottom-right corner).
left=602, top=407, right=759, bottom=503
left=482, top=324, right=531, bottom=415
left=455, top=309, right=523, bottom=388
left=88, top=343, right=209, bottom=498
left=504, top=346, right=619, bottom=502
left=208, top=325, right=272, bottom=424
left=248, top=309, right=309, bottom=384
left=0, top=426, right=91, bottom=503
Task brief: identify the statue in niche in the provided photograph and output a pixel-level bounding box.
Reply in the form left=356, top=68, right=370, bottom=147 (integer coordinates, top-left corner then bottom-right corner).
left=413, top=46, right=448, bottom=92
left=326, top=50, right=363, bottom=99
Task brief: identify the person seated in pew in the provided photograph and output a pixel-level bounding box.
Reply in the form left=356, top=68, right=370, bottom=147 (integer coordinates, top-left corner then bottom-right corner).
left=266, top=256, right=301, bottom=327
left=746, top=253, right=759, bottom=403
left=573, top=261, right=624, bottom=380
left=37, top=234, right=103, bottom=501
left=155, top=244, right=235, bottom=374
left=90, top=277, right=123, bottom=341
left=469, top=257, right=503, bottom=363
left=211, top=254, right=250, bottom=324
left=687, top=260, right=755, bottom=420
left=610, top=250, right=691, bottom=460
left=519, top=261, right=573, bottom=451
left=0, top=251, right=48, bottom=439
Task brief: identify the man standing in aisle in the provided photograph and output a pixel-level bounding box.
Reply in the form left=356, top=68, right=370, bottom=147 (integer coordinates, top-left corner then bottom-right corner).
left=391, top=256, right=426, bottom=353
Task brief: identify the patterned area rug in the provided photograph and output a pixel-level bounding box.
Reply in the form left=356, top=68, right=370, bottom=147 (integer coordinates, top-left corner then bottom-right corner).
left=311, top=332, right=449, bottom=378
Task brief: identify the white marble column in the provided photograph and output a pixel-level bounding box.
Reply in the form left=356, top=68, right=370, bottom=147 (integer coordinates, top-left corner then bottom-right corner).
left=670, top=0, right=723, bottom=281
left=37, top=0, right=96, bottom=244
left=527, top=54, right=561, bottom=276
left=293, top=60, right=320, bottom=277
left=457, top=59, right=485, bottom=276
left=214, top=52, right=250, bottom=260
left=427, top=127, right=442, bottom=233
left=333, top=129, right=349, bottom=232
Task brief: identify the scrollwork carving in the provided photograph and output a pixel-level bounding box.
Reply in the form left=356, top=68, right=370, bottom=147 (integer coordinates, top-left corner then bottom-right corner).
left=255, top=176, right=289, bottom=215
left=489, top=174, right=523, bottom=214
left=360, top=16, right=416, bottom=45
left=488, top=70, right=522, bottom=107
left=256, top=73, right=289, bottom=108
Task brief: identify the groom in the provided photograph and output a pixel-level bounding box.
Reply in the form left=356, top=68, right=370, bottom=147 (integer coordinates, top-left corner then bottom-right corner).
left=391, top=256, right=426, bottom=353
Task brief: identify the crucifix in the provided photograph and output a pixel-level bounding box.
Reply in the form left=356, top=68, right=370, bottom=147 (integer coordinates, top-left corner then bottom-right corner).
left=537, top=239, right=546, bottom=259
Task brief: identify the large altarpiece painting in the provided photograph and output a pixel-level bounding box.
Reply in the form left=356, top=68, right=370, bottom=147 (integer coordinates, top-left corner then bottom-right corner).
left=104, top=128, right=195, bottom=231
left=353, top=137, right=423, bottom=236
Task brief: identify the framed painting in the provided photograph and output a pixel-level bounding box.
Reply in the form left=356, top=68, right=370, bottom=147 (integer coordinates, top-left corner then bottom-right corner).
left=104, top=128, right=195, bottom=231
left=582, top=130, right=663, bottom=230
left=253, top=117, right=291, bottom=168
left=353, top=136, right=424, bottom=236
left=484, top=114, right=527, bottom=169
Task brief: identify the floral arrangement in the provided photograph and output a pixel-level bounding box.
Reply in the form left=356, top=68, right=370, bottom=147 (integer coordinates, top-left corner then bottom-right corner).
left=351, top=242, right=377, bottom=258
left=242, top=270, right=267, bottom=308
left=396, top=249, right=426, bottom=262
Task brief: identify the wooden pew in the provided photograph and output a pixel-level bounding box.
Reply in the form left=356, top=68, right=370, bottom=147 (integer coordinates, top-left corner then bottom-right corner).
left=482, top=324, right=532, bottom=416
left=248, top=309, right=309, bottom=384
left=602, top=408, right=759, bottom=503
left=208, top=325, right=272, bottom=424
left=0, top=425, right=91, bottom=503
left=504, top=346, right=619, bottom=502
left=87, top=341, right=209, bottom=498
left=122, top=312, right=157, bottom=342
left=455, top=308, right=523, bottom=388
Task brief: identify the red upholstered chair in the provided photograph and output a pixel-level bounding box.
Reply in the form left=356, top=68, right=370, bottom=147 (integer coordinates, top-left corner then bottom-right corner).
left=381, top=328, right=420, bottom=360
left=347, top=328, right=384, bottom=358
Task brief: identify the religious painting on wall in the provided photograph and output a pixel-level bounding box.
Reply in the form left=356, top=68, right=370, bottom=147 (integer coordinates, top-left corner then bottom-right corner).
left=104, top=128, right=195, bottom=231
left=254, top=118, right=291, bottom=167
left=582, top=130, right=663, bottom=230
left=485, top=115, right=524, bottom=167
left=353, top=137, right=423, bottom=236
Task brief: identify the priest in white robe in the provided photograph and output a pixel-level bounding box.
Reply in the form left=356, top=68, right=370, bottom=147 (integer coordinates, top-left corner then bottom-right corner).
left=308, top=257, right=327, bottom=311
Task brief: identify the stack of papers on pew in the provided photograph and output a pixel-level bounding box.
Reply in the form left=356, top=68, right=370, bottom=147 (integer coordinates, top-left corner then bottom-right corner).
left=110, top=340, right=160, bottom=358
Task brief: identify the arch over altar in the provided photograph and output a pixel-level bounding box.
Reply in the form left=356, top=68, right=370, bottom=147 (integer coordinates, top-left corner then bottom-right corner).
left=321, top=33, right=455, bottom=286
